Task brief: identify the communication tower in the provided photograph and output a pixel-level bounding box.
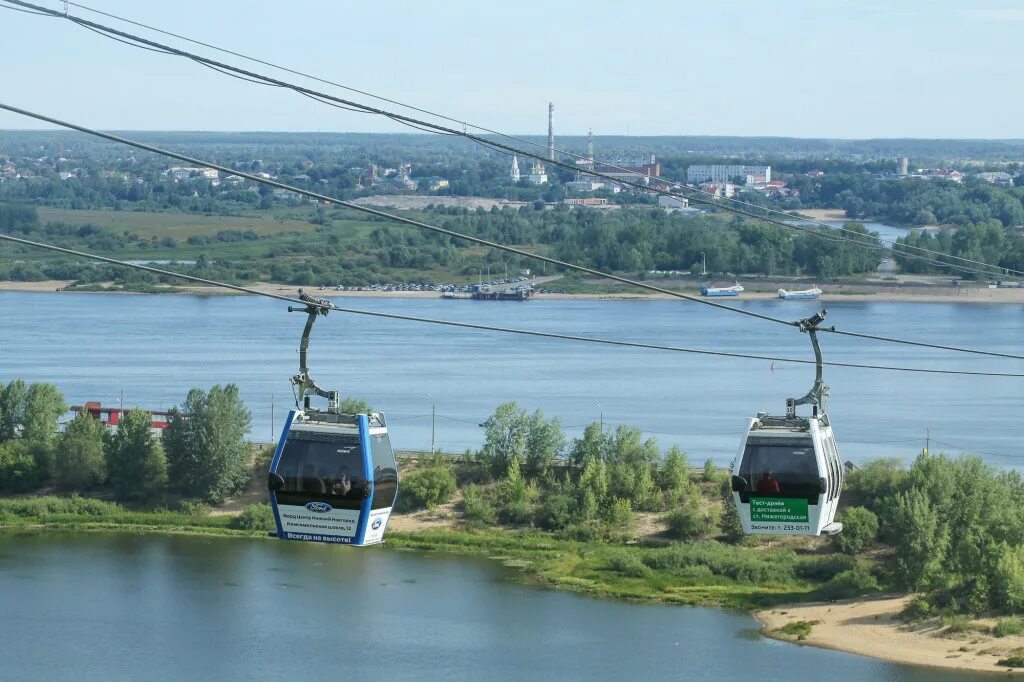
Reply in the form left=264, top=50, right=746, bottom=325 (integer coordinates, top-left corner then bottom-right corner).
left=547, top=102, right=555, bottom=161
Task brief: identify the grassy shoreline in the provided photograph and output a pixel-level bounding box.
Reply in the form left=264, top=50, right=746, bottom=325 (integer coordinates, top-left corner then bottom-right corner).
left=0, top=507, right=829, bottom=611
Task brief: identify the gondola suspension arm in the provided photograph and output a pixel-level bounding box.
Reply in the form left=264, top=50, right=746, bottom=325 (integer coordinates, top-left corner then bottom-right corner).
left=288, top=289, right=340, bottom=413
left=786, top=310, right=833, bottom=419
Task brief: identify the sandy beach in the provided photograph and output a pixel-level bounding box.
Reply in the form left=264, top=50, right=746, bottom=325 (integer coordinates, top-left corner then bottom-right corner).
left=3, top=279, right=1024, bottom=304
left=758, top=596, right=1024, bottom=674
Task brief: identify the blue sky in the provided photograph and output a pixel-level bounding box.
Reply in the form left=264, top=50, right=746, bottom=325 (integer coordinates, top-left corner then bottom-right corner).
left=0, top=0, right=1020, bottom=138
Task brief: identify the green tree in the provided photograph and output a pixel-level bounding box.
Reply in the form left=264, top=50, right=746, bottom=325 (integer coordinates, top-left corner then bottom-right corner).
left=833, top=506, right=879, bottom=554
left=105, top=408, right=167, bottom=502
left=523, top=409, right=565, bottom=474
left=996, top=546, right=1024, bottom=612
left=55, top=410, right=107, bottom=490
left=480, top=402, right=529, bottom=476
left=0, top=440, right=45, bottom=492
left=495, top=456, right=535, bottom=524
left=889, top=488, right=949, bottom=591
left=338, top=396, right=372, bottom=413
left=21, top=382, right=66, bottom=444
left=163, top=385, right=252, bottom=503
left=660, top=446, right=694, bottom=505
left=569, top=421, right=608, bottom=465
left=0, top=379, right=29, bottom=441
left=573, top=457, right=609, bottom=521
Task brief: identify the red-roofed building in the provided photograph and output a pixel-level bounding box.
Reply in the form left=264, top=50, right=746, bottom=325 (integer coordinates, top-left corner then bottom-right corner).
left=70, top=401, right=172, bottom=431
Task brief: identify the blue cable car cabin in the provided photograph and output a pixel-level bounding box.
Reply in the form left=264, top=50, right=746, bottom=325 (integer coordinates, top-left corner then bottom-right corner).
left=268, top=410, right=399, bottom=546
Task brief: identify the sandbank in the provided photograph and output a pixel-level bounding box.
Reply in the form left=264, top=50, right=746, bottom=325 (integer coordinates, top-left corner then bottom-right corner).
left=758, top=596, right=1024, bottom=674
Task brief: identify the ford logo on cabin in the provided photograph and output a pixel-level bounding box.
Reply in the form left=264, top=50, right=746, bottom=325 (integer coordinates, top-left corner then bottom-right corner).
left=306, top=501, right=332, bottom=513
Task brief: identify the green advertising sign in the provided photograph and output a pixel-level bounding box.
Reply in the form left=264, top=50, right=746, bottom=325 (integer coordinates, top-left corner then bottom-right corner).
left=750, top=497, right=809, bottom=523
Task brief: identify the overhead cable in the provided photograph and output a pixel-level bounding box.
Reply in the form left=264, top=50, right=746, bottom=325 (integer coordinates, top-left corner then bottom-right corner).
left=0, top=100, right=795, bottom=328
left=1, top=99, right=1023, bottom=362
left=2, top=0, right=1017, bottom=279
left=52, top=0, right=1024, bottom=278
left=1, top=232, right=1023, bottom=378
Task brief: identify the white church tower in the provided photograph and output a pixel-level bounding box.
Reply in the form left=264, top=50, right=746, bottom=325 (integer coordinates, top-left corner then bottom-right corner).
left=510, top=155, right=521, bottom=182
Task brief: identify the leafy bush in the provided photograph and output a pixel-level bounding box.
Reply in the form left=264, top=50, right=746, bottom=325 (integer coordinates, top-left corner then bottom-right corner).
left=603, top=497, right=634, bottom=528
left=938, top=614, right=990, bottom=637
left=996, top=617, right=1024, bottom=638
left=666, top=506, right=712, bottom=541
left=398, top=460, right=456, bottom=512
left=607, top=552, right=651, bottom=578
left=643, top=541, right=798, bottom=584
left=776, top=620, right=815, bottom=640
left=900, top=595, right=936, bottom=622
left=795, top=554, right=858, bottom=581
left=178, top=500, right=211, bottom=516
left=537, top=491, right=573, bottom=531
left=820, top=567, right=880, bottom=600
left=0, top=441, right=47, bottom=492
left=501, top=499, right=534, bottom=526
left=556, top=523, right=598, bottom=542
left=833, top=507, right=879, bottom=554
left=0, top=494, right=122, bottom=518
left=234, top=503, right=275, bottom=531
left=997, top=656, right=1024, bottom=668
left=460, top=484, right=496, bottom=527
left=702, top=457, right=718, bottom=483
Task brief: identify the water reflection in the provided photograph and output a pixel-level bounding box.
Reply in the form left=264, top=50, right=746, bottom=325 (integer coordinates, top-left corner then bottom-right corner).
left=0, top=533, right=997, bottom=681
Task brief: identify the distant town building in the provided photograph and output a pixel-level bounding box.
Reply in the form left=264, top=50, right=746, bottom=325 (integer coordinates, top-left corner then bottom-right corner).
left=527, top=160, right=548, bottom=185
left=564, top=197, right=609, bottom=206
left=565, top=178, right=605, bottom=192
left=70, top=401, right=171, bottom=433
left=911, top=168, right=964, bottom=183
left=592, top=155, right=660, bottom=188
left=699, top=182, right=737, bottom=198
left=392, top=174, right=418, bottom=191
left=426, top=177, right=450, bottom=191
left=657, top=195, right=690, bottom=210
left=163, top=167, right=219, bottom=182
left=977, top=171, right=1014, bottom=187
left=510, top=156, right=520, bottom=182
left=687, top=165, right=771, bottom=184
left=898, top=157, right=909, bottom=176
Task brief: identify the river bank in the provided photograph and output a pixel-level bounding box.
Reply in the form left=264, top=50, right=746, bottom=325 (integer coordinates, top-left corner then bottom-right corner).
left=795, top=209, right=948, bottom=233
left=758, top=597, right=1024, bottom=675
left=3, top=279, right=1023, bottom=303
left=3, top=499, right=1021, bottom=675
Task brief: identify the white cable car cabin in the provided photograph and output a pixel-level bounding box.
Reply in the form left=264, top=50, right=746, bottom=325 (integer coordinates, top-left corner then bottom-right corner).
left=730, top=311, right=844, bottom=536
left=266, top=290, right=399, bottom=546
left=269, top=410, right=398, bottom=546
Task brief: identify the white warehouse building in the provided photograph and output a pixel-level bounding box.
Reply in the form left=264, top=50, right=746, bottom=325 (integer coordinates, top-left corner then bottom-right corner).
left=686, top=165, right=771, bottom=184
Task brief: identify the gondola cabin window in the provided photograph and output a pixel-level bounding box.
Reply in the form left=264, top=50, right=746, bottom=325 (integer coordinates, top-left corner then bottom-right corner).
left=368, top=432, right=398, bottom=510
left=739, top=441, right=820, bottom=504
left=275, top=430, right=367, bottom=510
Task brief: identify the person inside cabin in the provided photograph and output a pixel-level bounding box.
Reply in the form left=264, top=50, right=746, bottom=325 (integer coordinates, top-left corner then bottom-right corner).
left=757, top=471, right=781, bottom=494
left=331, top=466, right=352, bottom=497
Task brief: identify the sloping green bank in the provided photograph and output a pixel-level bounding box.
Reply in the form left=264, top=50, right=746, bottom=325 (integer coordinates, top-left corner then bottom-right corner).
left=0, top=497, right=856, bottom=611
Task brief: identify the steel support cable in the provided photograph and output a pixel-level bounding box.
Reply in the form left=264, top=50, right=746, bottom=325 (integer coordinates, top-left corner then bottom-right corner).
left=3, top=0, right=1015, bottom=280
left=52, top=0, right=1024, bottom=277
left=1, top=232, right=1023, bottom=377
left=1, top=102, right=1023, bottom=362
left=0, top=102, right=793, bottom=329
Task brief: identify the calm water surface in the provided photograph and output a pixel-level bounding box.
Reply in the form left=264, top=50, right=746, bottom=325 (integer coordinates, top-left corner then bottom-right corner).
left=1, top=293, right=1021, bottom=465
left=0, top=533, right=994, bottom=681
